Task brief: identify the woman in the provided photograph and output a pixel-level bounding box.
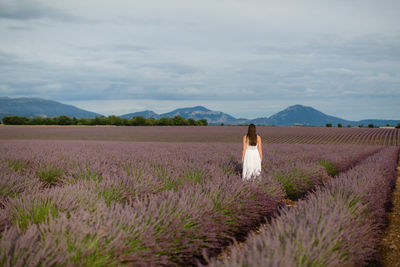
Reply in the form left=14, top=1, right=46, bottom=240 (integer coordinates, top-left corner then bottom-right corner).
left=242, top=124, right=262, bottom=180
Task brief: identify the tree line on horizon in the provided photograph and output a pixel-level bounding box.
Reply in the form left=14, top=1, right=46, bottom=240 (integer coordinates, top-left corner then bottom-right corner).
left=0, top=115, right=208, bottom=126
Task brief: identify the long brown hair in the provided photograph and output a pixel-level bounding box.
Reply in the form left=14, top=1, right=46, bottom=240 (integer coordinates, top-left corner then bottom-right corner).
left=247, top=124, right=257, bottom=146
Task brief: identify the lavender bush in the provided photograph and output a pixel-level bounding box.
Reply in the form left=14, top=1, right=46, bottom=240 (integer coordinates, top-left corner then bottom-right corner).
left=209, top=147, right=399, bottom=267
left=0, top=139, right=388, bottom=266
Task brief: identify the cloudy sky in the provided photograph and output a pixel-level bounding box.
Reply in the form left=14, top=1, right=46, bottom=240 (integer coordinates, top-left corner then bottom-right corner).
left=0, top=0, right=399, bottom=120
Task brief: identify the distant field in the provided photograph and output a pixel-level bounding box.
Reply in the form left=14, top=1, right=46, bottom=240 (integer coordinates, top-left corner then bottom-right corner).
left=1, top=139, right=393, bottom=266
left=0, top=125, right=399, bottom=146
left=1, top=124, right=399, bottom=266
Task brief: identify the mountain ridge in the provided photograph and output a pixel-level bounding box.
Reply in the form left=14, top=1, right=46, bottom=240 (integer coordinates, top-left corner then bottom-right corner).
left=0, top=97, right=102, bottom=119
left=1, top=97, right=399, bottom=126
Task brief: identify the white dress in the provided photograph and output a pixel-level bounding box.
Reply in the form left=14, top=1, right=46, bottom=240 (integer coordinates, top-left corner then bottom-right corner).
left=242, top=138, right=261, bottom=180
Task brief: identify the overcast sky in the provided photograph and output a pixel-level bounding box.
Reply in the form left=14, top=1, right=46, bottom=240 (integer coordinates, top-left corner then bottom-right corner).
left=0, top=0, right=399, bottom=120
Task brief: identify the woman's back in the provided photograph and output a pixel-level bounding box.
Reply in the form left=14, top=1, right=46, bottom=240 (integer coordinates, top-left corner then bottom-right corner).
left=246, top=136, right=258, bottom=150
left=242, top=126, right=262, bottom=180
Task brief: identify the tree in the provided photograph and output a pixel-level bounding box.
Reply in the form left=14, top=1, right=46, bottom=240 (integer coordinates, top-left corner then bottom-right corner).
left=91, top=116, right=107, bottom=125
left=130, top=116, right=147, bottom=126
left=146, top=118, right=156, bottom=126
left=158, top=117, right=172, bottom=126
left=325, top=123, right=332, bottom=127
left=368, top=124, right=374, bottom=128
left=188, top=118, right=197, bottom=126
left=30, top=116, right=45, bottom=125
left=108, top=115, right=123, bottom=126
left=198, top=119, right=208, bottom=126
left=56, top=115, right=73, bottom=125
left=77, top=118, right=90, bottom=125
left=172, top=116, right=188, bottom=126
left=2, top=116, right=30, bottom=125
left=396, top=123, right=400, bottom=129
left=337, top=123, right=342, bottom=128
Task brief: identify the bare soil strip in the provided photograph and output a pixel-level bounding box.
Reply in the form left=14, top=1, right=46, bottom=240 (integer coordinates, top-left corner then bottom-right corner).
left=380, top=165, right=400, bottom=267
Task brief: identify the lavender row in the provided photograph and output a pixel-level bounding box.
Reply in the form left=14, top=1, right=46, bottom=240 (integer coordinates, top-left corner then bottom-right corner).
left=209, top=146, right=399, bottom=266
left=0, top=125, right=399, bottom=146
left=0, top=141, right=384, bottom=266
left=0, top=141, right=381, bottom=201
left=0, top=146, right=280, bottom=265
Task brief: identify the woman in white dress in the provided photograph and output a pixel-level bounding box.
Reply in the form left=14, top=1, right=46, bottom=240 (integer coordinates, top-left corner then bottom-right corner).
left=241, top=124, right=262, bottom=180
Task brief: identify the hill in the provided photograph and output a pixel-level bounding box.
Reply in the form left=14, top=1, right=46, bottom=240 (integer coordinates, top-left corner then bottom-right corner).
left=0, top=97, right=102, bottom=119
left=1, top=97, right=398, bottom=126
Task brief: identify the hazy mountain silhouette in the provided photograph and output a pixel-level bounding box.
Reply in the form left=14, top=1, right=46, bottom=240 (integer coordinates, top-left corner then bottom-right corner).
left=0, top=97, right=102, bottom=119
left=1, top=97, right=398, bottom=126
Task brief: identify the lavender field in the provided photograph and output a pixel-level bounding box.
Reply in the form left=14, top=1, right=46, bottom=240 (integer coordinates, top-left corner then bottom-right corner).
left=0, top=126, right=399, bottom=266
left=0, top=125, right=399, bottom=146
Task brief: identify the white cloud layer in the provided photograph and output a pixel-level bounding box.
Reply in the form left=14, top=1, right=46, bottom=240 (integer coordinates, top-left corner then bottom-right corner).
left=0, top=0, right=399, bottom=120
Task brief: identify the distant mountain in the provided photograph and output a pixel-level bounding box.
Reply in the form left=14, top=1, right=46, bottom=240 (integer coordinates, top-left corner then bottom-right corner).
left=1, top=97, right=398, bottom=126
left=251, top=104, right=399, bottom=126
left=253, top=104, right=352, bottom=126
left=121, top=106, right=247, bottom=125
left=160, top=106, right=241, bottom=124
left=121, top=104, right=399, bottom=126
left=0, top=97, right=102, bottom=119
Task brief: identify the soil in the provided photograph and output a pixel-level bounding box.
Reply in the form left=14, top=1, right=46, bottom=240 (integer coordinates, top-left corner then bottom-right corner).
left=380, top=165, right=400, bottom=267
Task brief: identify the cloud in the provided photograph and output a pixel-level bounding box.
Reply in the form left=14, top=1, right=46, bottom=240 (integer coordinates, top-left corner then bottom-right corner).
left=0, top=0, right=399, bottom=119
left=0, top=0, right=92, bottom=22
left=7, top=25, right=33, bottom=31
left=253, top=34, right=400, bottom=63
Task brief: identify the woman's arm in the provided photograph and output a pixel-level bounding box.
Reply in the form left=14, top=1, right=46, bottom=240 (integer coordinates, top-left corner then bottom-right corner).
left=257, top=135, right=262, bottom=162
left=242, top=136, right=247, bottom=162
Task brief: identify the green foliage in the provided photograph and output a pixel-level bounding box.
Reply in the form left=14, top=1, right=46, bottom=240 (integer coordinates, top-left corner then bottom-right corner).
left=1, top=115, right=208, bottom=126
left=124, top=239, right=150, bottom=254
left=158, top=117, right=172, bottom=126
left=56, top=115, right=73, bottom=125
left=198, top=119, right=208, bottom=126
left=325, top=123, right=332, bottom=127
left=130, top=115, right=147, bottom=126
left=2, top=116, right=30, bottom=125
left=11, top=200, right=58, bottom=229
left=337, top=123, right=342, bottom=128
left=78, top=168, right=103, bottom=182
left=99, top=188, right=124, bottom=206
left=318, top=160, right=339, bottom=176
left=68, top=234, right=116, bottom=267
left=272, top=169, right=312, bottom=200
left=368, top=124, right=375, bottom=128
left=0, top=185, right=19, bottom=198
left=37, top=165, right=64, bottom=185
left=210, top=191, right=237, bottom=226
left=184, top=170, right=205, bottom=183
left=152, top=164, right=183, bottom=191
left=8, top=159, right=29, bottom=173
left=396, top=123, right=400, bottom=129
left=172, top=115, right=188, bottom=126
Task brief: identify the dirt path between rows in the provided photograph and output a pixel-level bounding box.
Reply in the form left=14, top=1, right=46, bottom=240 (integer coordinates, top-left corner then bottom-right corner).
left=380, top=165, right=400, bottom=267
